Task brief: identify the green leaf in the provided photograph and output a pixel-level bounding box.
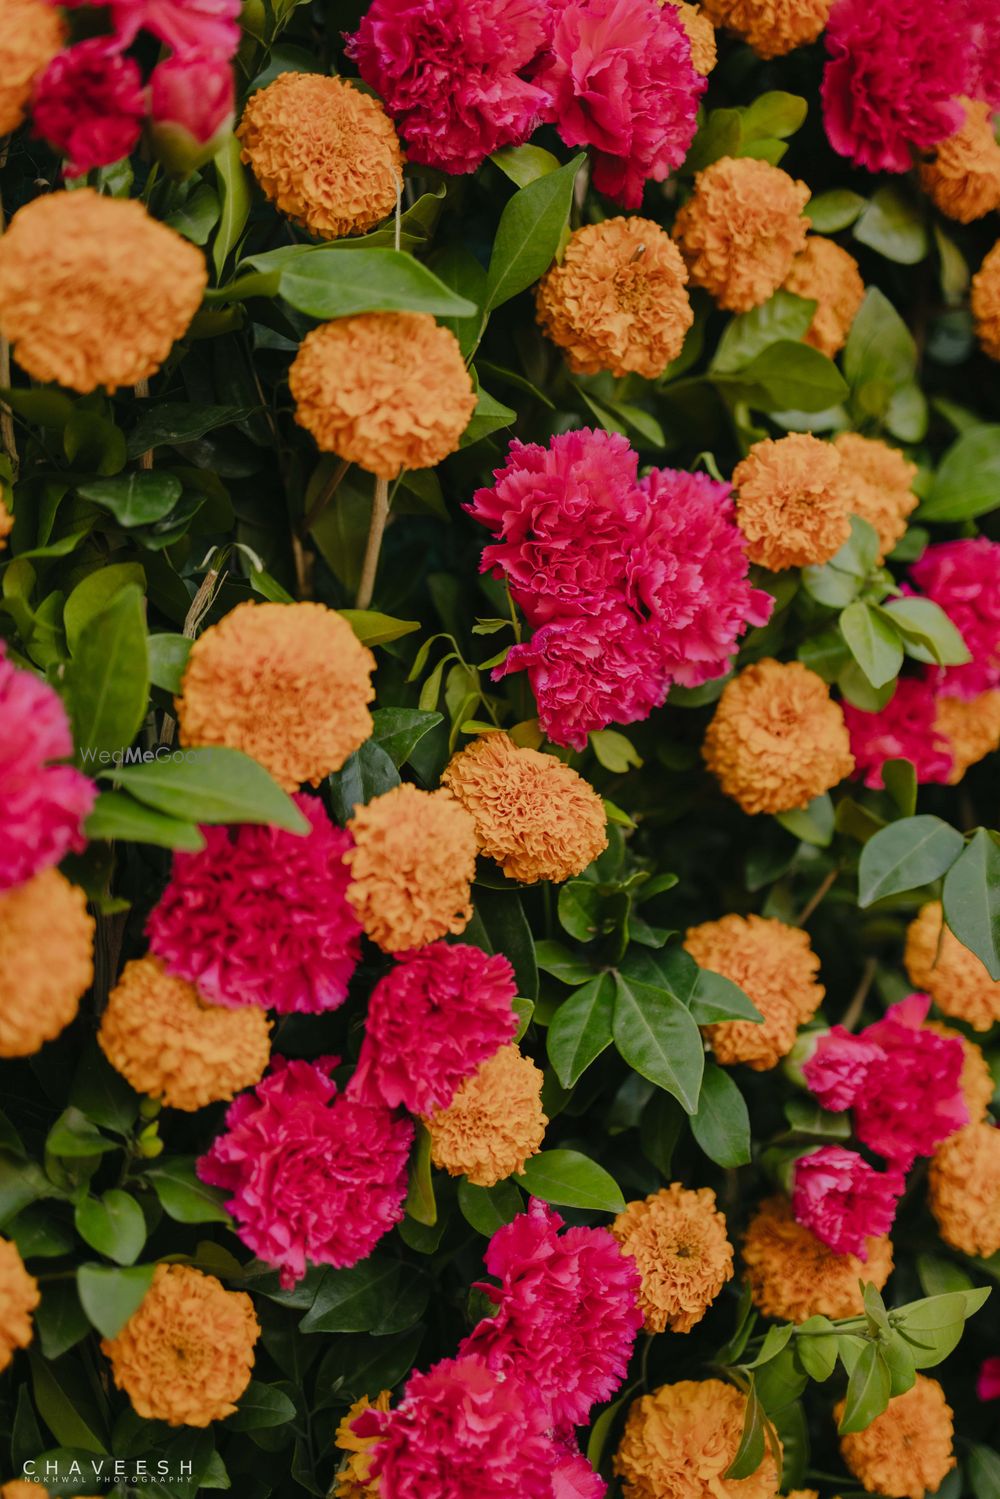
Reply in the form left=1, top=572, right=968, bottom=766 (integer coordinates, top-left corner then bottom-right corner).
left=460, top=385, right=517, bottom=446
left=490, top=144, right=562, bottom=186
left=793, top=1316, right=839, bottom=1380
left=589, top=728, right=643, bottom=773
left=64, top=585, right=149, bottom=758
left=612, top=971, right=704, bottom=1113
left=0, top=1152, right=58, bottom=1226
left=484, top=154, right=585, bottom=311
left=858, top=815, right=964, bottom=907
left=746, top=1322, right=795, bottom=1369
left=227, top=1382, right=297, bottom=1431
left=299, top=1259, right=401, bottom=1333
left=29, top=1351, right=107, bottom=1454
left=806, top=189, right=867, bottom=232
left=895, top=1287, right=990, bottom=1330
left=882, top=758, right=917, bottom=819
left=64, top=564, right=145, bottom=653
left=838, top=1341, right=892, bottom=1434
left=920, top=424, right=1000, bottom=522
left=339, top=611, right=420, bottom=647
left=148, top=632, right=193, bottom=693
left=76, top=1263, right=155, bottom=1338
left=943, top=830, right=1000, bottom=979
left=127, top=403, right=252, bottom=459
left=475, top=888, right=539, bottom=1000
left=724, top=1380, right=766, bottom=1480
left=783, top=1098, right=851, bottom=1139
left=368, top=707, right=443, bottom=766
left=711, top=289, right=816, bottom=373
left=280, top=248, right=477, bottom=320
left=879, top=598, right=971, bottom=666
left=35, top=1282, right=91, bottom=1359
left=85, top=790, right=206, bottom=852
left=111, top=747, right=309, bottom=832
left=546, top=973, right=616, bottom=1087
left=47, top=1109, right=118, bottom=1159
left=558, top=880, right=603, bottom=942
left=840, top=601, right=904, bottom=689
left=775, top=792, right=836, bottom=849
left=916, top=1254, right=974, bottom=1297
left=404, top=1123, right=437, bottom=1228
left=74, top=1191, right=146, bottom=1266
left=77, top=472, right=183, bottom=527
left=516, top=1149, right=625, bottom=1213
left=145, top=1157, right=232, bottom=1223
left=690, top=1062, right=751, bottom=1166
left=457, top=1178, right=523, bottom=1236
left=717, top=340, right=848, bottom=413
left=167, top=181, right=221, bottom=245
left=739, top=91, right=807, bottom=140
left=853, top=185, right=929, bottom=265
left=843, top=288, right=917, bottom=420
left=687, top=968, right=762, bottom=1026
left=968, top=1444, right=1000, bottom=1499
left=70, top=1044, right=139, bottom=1135
left=534, top=940, right=595, bottom=986
left=327, top=739, right=401, bottom=821
left=213, top=133, right=252, bottom=276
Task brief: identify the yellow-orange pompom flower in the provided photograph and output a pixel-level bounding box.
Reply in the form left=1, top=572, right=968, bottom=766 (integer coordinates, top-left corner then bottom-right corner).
left=535, top=217, right=693, bottom=379
left=703, top=659, right=855, bottom=815
left=0, top=190, right=206, bottom=395
left=334, top=1391, right=391, bottom=1499
left=102, top=1264, right=259, bottom=1427
left=98, top=957, right=271, bottom=1112
left=615, top=1379, right=780, bottom=1499
left=742, top=1197, right=893, bottom=1322
left=833, top=432, right=919, bottom=562
left=928, top=1122, right=1000, bottom=1256
left=238, top=72, right=403, bottom=241
left=0, top=1236, right=39, bottom=1372
left=920, top=100, right=1000, bottom=224
left=836, top=1376, right=955, bottom=1499
left=935, top=690, right=1000, bottom=784
left=673, top=156, right=810, bottom=312
left=611, top=1185, right=733, bottom=1334
left=972, top=240, right=1000, bottom=361
left=927, top=1022, right=994, bottom=1123
left=684, top=913, right=824, bottom=1070
left=700, top=0, right=830, bottom=56
left=177, top=602, right=375, bottom=792
left=290, top=312, right=475, bottom=478
left=441, top=732, right=607, bottom=884
left=424, top=1044, right=546, bottom=1186
left=663, top=0, right=717, bottom=73
left=0, top=868, right=94, bottom=1058
left=734, top=433, right=850, bottom=570
left=0, top=0, right=64, bottom=135
left=345, top=783, right=477, bottom=952
left=905, top=901, right=1000, bottom=1032
left=783, top=237, right=865, bottom=358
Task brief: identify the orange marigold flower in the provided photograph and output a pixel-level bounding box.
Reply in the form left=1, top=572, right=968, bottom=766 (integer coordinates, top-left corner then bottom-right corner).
left=783, top=237, right=865, bottom=358
left=238, top=72, right=403, bottom=242
left=663, top=0, right=717, bottom=73
left=935, top=690, right=1000, bottom=784
left=905, top=901, right=1000, bottom=1032
left=0, top=868, right=94, bottom=1058
left=920, top=100, right=1000, bottom=224
left=0, top=190, right=206, bottom=394
left=684, top=913, right=824, bottom=1070
left=742, top=1196, right=893, bottom=1322
left=928, top=1121, right=1000, bottom=1256
left=290, top=312, right=475, bottom=478
left=441, top=732, right=607, bottom=884
left=0, top=0, right=64, bottom=135
left=926, top=1022, right=994, bottom=1123
left=836, top=1376, right=955, bottom=1499
left=535, top=216, right=693, bottom=378
left=673, top=156, right=810, bottom=312
left=0, top=495, right=12, bottom=550
left=833, top=432, right=919, bottom=563
left=424, top=1043, right=547, bottom=1186
left=700, top=0, right=830, bottom=56
left=0, top=1236, right=39, bottom=1372
left=334, top=1390, right=392, bottom=1499
left=345, top=783, right=477, bottom=953
left=98, top=956, right=271, bottom=1112
left=972, top=240, right=1000, bottom=361
left=702, top=659, right=855, bottom=816
left=611, top=1184, right=734, bottom=1334
left=615, top=1378, right=781, bottom=1499
left=177, top=601, right=375, bottom=792
left=102, top=1264, right=259, bottom=1427
left=734, top=433, right=849, bottom=570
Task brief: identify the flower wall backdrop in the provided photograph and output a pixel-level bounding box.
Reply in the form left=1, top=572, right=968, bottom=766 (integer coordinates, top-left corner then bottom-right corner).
left=0, top=0, right=998, bottom=1496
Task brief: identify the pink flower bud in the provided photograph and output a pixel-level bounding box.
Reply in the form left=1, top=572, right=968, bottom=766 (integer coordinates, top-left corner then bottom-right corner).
left=33, top=39, right=145, bottom=177
left=148, top=54, right=235, bottom=174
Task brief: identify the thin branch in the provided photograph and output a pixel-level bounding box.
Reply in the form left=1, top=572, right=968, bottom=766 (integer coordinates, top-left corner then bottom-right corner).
left=840, top=956, right=878, bottom=1033
left=794, top=866, right=839, bottom=926
left=0, top=139, right=18, bottom=478
left=300, top=457, right=350, bottom=536
left=133, top=377, right=153, bottom=469
left=355, top=476, right=390, bottom=610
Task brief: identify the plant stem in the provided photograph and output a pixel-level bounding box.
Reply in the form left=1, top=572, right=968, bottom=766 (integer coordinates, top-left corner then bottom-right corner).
left=0, top=140, right=17, bottom=479
left=355, top=476, right=390, bottom=609
left=795, top=866, right=839, bottom=926
left=133, top=378, right=153, bottom=469
left=840, top=956, right=878, bottom=1032
left=300, top=457, right=350, bottom=537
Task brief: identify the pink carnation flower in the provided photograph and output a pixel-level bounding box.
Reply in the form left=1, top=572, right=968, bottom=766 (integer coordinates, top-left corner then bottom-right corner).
left=146, top=794, right=361, bottom=1014
left=32, top=40, right=145, bottom=177
left=842, top=677, right=954, bottom=788
left=802, top=1025, right=886, bottom=1113
left=535, top=0, right=704, bottom=207
left=351, top=943, right=517, bottom=1114
left=0, top=643, right=95, bottom=892
left=628, top=468, right=773, bottom=688
left=197, top=1056, right=412, bottom=1288
left=348, top=0, right=551, bottom=175
left=965, top=0, right=1000, bottom=109
left=460, top=1198, right=642, bottom=1433
left=822, top=0, right=971, bottom=172
left=978, top=1357, right=1000, bottom=1402
left=552, top=1454, right=609, bottom=1499
left=495, top=605, right=670, bottom=751
left=792, top=1144, right=903, bottom=1259
left=908, top=538, right=1000, bottom=699
left=853, top=994, right=968, bottom=1170
left=467, top=429, right=644, bottom=625
left=110, top=0, right=241, bottom=56
left=359, top=1355, right=595, bottom=1499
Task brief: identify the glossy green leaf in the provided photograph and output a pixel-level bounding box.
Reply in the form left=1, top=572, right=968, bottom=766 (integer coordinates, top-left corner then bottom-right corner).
left=546, top=973, right=616, bottom=1087
left=516, top=1149, right=625, bottom=1213
left=111, top=747, right=309, bottom=832
left=840, top=600, right=903, bottom=688
left=77, top=472, right=183, bottom=527
left=144, top=1158, right=231, bottom=1223
left=838, top=1341, right=892, bottom=1433
left=484, top=154, right=585, bottom=311
left=858, top=815, right=964, bottom=906
left=77, top=1263, right=155, bottom=1339
left=64, top=585, right=149, bottom=758
left=74, top=1191, right=146, bottom=1266
left=612, top=972, right=704, bottom=1113
left=85, top=790, right=206, bottom=851
left=691, top=1062, right=751, bottom=1166
left=281, top=248, right=477, bottom=320
left=920, top=424, right=1000, bottom=522
left=943, top=830, right=1000, bottom=979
